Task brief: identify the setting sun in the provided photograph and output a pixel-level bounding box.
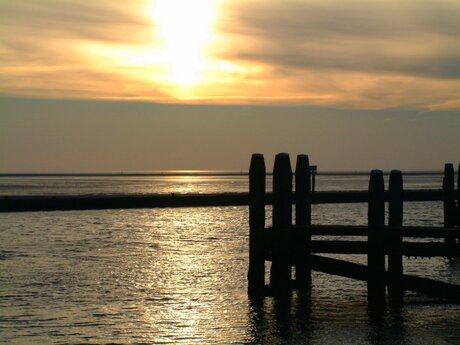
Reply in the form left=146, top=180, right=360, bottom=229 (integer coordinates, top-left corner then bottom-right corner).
left=151, top=0, right=218, bottom=88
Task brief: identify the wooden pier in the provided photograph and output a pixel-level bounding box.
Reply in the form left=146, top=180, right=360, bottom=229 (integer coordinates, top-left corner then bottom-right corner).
left=1, top=155, right=460, bottom=305
left=248, top=153, right=460, bottom=305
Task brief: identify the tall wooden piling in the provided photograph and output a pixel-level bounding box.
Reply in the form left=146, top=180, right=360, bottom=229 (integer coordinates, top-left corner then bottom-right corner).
left=443, top=164, right=455, bottom=226
left=443, top=164, right=456, bottom=250
left=457, top=163, right=460, bottom=199
left=457, top=163, right=460, bottom=227
left=294, top=154, right=312, bottom=289
left=270, top=153, right=293, bottom=295
left=368, top=170, right=386, bottom=306
left=457, top=163, right=460, bottom=245
left=246, top=153, right=460, bottom=303
left=388, top=170, right=403, bottom=300
left=248, top=154, right=266, bottom=298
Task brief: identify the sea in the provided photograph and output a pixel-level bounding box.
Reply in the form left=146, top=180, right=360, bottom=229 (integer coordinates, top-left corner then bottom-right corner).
left=1, top=172, right=459, bottom=345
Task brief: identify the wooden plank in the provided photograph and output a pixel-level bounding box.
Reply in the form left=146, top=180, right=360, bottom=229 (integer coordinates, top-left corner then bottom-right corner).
left=264, top=226, right=460, bottom=255
left=397, top=226, right=460, bottom=238
left=310, top=241, right=460, bottom=257
left=263, top=237, right=460, bottom=257
left=289, top=225, right=460, bottom=238
left=402, top=242, right=460, bottom=257
left=310, top=240, right=368, bottom=254
left=402, top=275, right=460, bottom=302
left=311, top=190, right=442, bottom=204
left=310, top=255, right=460, bottom=302
left=310, top=254, right=368, bottom=281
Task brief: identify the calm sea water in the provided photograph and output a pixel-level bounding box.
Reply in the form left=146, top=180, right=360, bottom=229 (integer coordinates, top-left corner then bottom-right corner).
left=1, top=173, right=460, bottom=345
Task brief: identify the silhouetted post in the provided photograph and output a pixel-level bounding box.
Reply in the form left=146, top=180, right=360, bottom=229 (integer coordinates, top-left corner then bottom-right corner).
left=294, top=154, right=312, bottom=290
left=457, top=163, right=460, bottom=228
left=388, top=170, right=403, bottom=300
left=248, top=154, right=266, bottom=298
left=311, top=166, right=317, bottom=193
left=368, top=170, right=386, bottom=306
left=443, top=164, right=456, bottom=252
left=270, top=153, right=293, bottom=296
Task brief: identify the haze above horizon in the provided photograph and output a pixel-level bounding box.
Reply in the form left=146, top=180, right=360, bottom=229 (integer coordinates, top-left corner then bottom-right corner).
left=1, top=1, right=459, bottom=172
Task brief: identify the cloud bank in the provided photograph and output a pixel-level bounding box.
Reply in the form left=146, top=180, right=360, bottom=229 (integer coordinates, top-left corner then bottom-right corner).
left=215, top=0, right=460, bottom=109
left=1, top=0, right=460, bottom=109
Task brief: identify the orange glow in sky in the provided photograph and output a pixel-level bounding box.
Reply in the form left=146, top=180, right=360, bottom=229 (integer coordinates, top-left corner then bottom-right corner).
left=1, top=1, right=460, bottom=172
left=1, top=0, right=460, bottom=109
left=151, top=0, right=216, bottom=87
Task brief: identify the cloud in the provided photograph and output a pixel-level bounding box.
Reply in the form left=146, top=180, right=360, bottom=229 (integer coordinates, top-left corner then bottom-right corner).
left=213, top=0, right=460, bottom=109
left=220, top=0, right=460, bottom=79
left=1, top=0, right=152, bottom=43
left=0, top=0, right=165, bottom=99
left=0, top=67, right=168, bottom=100
left=1, top=0, right=460, bottom=109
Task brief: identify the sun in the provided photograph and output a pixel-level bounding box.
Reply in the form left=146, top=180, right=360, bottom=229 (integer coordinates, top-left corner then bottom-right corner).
left=151, top=0, right=217, bottom=88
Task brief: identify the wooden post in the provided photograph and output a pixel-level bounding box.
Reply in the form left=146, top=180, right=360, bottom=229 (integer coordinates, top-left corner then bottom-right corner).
left=443, top=163, right=455, bottom=226
left=368, top=170, right=386, bottom=306
left=311, top=168, right=316, bottom=193
left=443, top=164, right=456, bottom=251
left=457, top=163, right=460, bottom=228
left=294, top=154, right=312, bottom=290
left=388, top=170, right=403, bottom=300
left=270, top=153, right=293, bottom=296
left=248, top=153, right=266, bottom=298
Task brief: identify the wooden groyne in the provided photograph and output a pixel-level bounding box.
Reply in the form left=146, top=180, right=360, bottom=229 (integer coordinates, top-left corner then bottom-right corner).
left=2, top=155, right=459, bottom=304
left=248, top=153, right=460, bottom=305
left=0, top=193, right=250, bottom=212
left=0, top=188, right=443, bottom=212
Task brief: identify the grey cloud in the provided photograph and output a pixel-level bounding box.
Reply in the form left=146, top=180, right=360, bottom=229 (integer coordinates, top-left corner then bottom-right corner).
left=223, top=1, right=460, bottom=40
left=0, top=0, right=157, bottom=92
left=218, top=0, right=460, bottom=79
left=0, top=67, right=168, bottom=99
left=0, top=0, right=153, bottom=43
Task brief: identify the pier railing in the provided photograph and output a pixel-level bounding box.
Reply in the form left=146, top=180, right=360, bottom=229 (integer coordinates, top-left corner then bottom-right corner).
left=247, top=153, right=460, bottom=304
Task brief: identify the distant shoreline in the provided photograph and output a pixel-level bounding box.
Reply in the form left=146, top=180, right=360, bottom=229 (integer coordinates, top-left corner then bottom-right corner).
left=0, top=171, right=444, bottom=177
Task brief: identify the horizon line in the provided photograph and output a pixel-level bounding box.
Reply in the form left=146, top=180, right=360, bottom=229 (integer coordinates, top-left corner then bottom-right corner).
left=0, top=170, right=445, bottom=177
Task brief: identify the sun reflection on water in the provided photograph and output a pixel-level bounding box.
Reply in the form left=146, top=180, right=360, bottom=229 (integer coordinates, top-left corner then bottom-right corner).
left=2, top=173, right=459, bottom=344
left=125, top=207, right=251, bottom=343
left=166, top=175, right=208, bottom=194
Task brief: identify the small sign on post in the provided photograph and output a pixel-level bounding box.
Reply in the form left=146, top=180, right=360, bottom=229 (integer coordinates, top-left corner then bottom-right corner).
left=310, top=165, right=317, bottom=193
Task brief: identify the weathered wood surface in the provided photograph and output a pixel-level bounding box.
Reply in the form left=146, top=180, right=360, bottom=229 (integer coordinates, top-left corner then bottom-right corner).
left=262, top=226, right=460, bottom=257
left=310, top=255, right=460, bottom=302
left=388, top=170, right=404, bottom=298
left=270, top=153, right=293, bottom=295
left=0, top=193, right=251, bottom=212
left=294, top=154, right=312, bottom=289
left=246, top=153, right=460, bottom=302
left=248, top=154, right=266, bottom=298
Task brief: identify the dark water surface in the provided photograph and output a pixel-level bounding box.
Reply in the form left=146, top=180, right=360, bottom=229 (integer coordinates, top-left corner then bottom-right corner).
left=1, top=174, right=459, bottom=344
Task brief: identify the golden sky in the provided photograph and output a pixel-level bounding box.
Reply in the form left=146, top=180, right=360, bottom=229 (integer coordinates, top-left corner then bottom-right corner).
left=2, top=0, right=460, bottom=110
left=1, top=1, right=460, bottom=172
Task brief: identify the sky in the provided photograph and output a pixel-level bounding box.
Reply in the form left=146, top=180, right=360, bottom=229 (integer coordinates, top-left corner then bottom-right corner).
left=1, top=0, right=459, bottom=172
